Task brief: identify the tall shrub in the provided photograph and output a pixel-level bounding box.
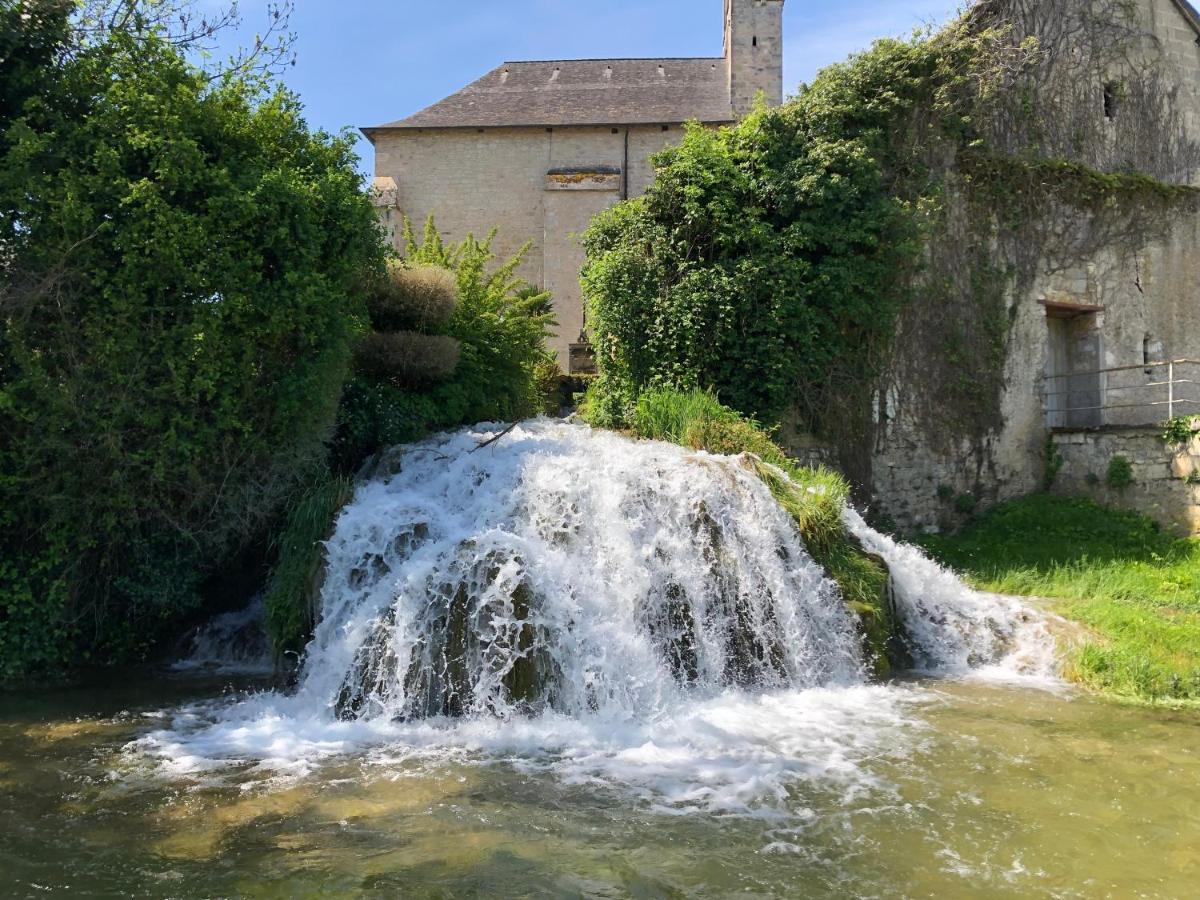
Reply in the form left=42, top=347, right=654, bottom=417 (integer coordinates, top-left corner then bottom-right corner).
left=333, top=217, right=556, bottom=469
left=579, top=23, right=1031, bottom=430
left=0, top=27, right=384, bottom=679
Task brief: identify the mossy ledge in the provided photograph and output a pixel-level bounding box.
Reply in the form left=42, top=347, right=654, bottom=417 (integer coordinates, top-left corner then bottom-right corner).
left=589, top=387, right=897, bottom=678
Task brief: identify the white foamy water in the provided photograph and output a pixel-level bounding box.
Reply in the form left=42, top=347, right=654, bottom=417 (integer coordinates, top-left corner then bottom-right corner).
left=134, top=420, right=1057, bottom=813
left=844, top=509, right=1060, bottom=686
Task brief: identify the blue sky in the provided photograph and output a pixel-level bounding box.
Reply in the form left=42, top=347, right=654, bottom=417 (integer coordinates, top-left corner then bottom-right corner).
left=217, top=1, right=961, bottom=174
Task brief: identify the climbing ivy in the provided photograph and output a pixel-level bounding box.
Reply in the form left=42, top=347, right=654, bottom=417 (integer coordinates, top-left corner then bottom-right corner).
left=581, top=4, right=1199, bottom=489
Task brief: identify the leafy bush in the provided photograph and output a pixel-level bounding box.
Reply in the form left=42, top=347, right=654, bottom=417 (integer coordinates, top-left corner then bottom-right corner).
left=1107, top=456, right=1134, bottom=490
left=1162, top=416, right=1200, bottom=447
left=0, top=26, right=384, bottom=680
left=579, top=23, right=1021, bottom=429
left=354, top=331, right=462, bottom=388
left=369, top=263, right=460, bottom=332
left=333, top=218, right=556, bottom=472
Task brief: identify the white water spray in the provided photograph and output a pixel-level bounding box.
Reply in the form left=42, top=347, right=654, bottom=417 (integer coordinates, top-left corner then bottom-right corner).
left=844, top=509, right=1058, bottom=683
left=136, top=420, right=1057, bottom=810
left=305, top=420, right=865, bottom=722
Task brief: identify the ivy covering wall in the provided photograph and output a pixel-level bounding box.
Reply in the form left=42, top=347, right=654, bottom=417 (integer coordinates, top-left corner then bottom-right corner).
left=581, top=1, right=1200, bottom=485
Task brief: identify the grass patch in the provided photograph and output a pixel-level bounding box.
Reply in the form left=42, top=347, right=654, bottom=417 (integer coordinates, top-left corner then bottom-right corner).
left=264, top=472, right=356, bottom=662
left=605, top=388, right=894, bottom=676
left=921, top=494, right=1200, bottom=704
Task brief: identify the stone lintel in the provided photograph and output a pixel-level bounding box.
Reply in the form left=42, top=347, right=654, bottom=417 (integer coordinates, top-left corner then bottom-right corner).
left=545, top=167, right=622, bottom=191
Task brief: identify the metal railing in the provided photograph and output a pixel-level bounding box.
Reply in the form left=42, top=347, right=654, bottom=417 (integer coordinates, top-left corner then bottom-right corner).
left=1044, top=359, right=1200, bottom=429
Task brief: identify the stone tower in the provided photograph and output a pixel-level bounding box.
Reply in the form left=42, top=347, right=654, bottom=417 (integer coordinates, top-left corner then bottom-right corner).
left=724, top=0, right=785, bottom=116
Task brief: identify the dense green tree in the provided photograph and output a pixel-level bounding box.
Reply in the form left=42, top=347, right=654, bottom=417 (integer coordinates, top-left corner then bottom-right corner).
left=579, top=22, right=1032, bottom=430
left=0, top=21, right=384, bottom=679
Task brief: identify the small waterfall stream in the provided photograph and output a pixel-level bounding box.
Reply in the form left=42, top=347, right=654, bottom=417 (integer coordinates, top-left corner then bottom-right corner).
left=307, top=420, right=865, bottom=723
left=171, top=596, right=273, bottom=676
left=139, top=420, right=1057, bottom=810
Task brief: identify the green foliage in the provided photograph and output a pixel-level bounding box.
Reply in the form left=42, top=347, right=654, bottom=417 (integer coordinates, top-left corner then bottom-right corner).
left=354, top=331, right=462, bottom=388
left=580, top=23, right=1026, bottom=430
left=604, top=387, right=894, bottom=675
left=954, top=493, right=978, bottom=515
left=1162, top=416, right=1200, bottom=447
left=264, top=472, right=355, bottom=660
left=0, top=0, right=70, bottom=133
left=1106, top=456, right=1134, bottom=490
left=532, top=356, right=565, bottom=415
left=332, top=217, right=556, bottom=472
left=921, top=494, right=1200, bottom=703
left=0, top=25, right=384, bottom=680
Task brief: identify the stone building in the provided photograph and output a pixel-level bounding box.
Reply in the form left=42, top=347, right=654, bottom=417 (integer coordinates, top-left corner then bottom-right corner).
left=363, top=0, right=785, bottom=370
left=858, top=0, right=1200, bottom=535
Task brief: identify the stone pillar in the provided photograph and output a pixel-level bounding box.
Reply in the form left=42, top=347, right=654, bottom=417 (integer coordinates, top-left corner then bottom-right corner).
left=370, top=176, right=400, bottom=249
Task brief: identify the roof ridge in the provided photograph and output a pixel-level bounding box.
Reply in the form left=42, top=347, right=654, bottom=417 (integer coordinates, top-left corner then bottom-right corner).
left=499, top=57, right=726, bottom=65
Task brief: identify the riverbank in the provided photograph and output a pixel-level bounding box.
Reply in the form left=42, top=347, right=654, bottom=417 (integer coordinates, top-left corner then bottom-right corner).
left=920, top=495, right=1200, bottom=706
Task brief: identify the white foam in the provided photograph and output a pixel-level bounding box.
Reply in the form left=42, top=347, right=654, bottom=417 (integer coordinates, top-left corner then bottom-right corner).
left=133, top=683, right=920, bottom=814
left=844, top=508, right=1061, bottom=688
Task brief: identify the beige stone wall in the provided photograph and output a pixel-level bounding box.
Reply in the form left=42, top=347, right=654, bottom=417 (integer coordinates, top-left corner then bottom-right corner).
left=372, top=124, right=691, bottom=368
left=1051, top=427, right=1200, bottom=535
left=1145, top=0, right=1200, bottom=183
left=725, top=0, right=785, bottom=115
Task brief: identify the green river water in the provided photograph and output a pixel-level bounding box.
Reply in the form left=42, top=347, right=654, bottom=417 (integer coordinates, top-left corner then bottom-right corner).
left=1, top=674, right=1196, bottom=899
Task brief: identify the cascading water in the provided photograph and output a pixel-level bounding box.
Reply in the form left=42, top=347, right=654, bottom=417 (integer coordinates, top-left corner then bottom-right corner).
left=171, top=596, right=273, bottom=676
left=844, top=509, right=1059, bottom=683
left=309, top=420, right=865, bottom=723
left=135, top=420, right=1057, bottom=812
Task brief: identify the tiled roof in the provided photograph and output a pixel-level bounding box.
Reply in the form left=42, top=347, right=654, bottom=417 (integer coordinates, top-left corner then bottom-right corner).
left=363, top=57, right=735, bottom=134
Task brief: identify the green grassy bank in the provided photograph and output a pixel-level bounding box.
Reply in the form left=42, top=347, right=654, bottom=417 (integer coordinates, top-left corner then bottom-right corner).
left=921, top=495, right=1200, bottom=705
left=588, top=388, right=895, bottom=677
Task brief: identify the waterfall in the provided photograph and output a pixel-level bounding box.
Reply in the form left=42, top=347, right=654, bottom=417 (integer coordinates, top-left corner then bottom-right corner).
left=171, top=596, right=273, bottom=676
left=844, top=510, right=1058, bottom=682
left=302, top=420, right=865, bottom=723
left=135, top=421, right=1058, bottom=808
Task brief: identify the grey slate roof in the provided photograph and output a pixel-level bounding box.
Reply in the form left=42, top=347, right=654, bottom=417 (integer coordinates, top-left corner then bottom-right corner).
left=364, top=57, right=735, bottom=134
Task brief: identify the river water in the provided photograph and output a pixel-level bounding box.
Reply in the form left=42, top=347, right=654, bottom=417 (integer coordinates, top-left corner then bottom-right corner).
left=1, top=675, right=1197, bottom=897
left=2, top=421, right=1196, bottom=897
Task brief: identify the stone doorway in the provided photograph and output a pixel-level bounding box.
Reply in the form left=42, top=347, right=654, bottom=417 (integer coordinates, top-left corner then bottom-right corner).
left=1044, top=305, right=1104, bottom=429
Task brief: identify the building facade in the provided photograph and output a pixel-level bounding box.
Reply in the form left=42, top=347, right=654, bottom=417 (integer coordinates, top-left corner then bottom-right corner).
left=859, top=0, right=1200, bottom=535
left=363, top=0, right=786, bottom=370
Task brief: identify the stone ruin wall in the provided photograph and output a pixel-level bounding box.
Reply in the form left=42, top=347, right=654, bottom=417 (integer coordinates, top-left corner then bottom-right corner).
left=1052, top=426, right=1200, bottom=535
left=865, top=201, right=1200, bottom=535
